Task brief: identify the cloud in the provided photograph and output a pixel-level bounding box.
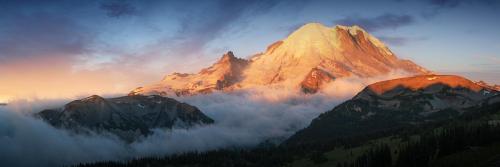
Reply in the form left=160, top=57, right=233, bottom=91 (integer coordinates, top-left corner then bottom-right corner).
left=0, top=100, right=131, bottom=167
left=123, top=71, right=416, bottom=157
left=0, top=12, right=93, bottom=62
left=0, top=88, right=340, bottom=166
left=0, top=71, right=413, bottom=166
left=334, top=13, right=415, bottom=32
left=100, top=1, right=137, bottom=18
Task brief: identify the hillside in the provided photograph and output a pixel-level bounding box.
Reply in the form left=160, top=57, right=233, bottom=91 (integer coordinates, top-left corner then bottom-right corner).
left=285, top=75, right=498, bottom=145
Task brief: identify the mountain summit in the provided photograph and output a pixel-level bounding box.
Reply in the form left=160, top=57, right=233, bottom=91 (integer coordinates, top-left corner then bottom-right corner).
left=131, top=23, right=429, bottom=96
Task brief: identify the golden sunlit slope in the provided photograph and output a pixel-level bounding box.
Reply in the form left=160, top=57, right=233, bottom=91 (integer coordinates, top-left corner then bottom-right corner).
left=366, top=75, right=487, bottom=95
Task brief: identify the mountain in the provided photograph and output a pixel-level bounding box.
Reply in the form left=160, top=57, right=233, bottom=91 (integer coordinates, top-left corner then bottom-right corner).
left=285, top=75, right=499, bottom=145
left=131, top=23, right=429, bottom=96
left=37, top=95, right=214, bottom=141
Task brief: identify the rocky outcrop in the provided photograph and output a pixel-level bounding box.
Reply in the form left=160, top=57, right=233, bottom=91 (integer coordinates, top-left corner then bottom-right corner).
left=300, top=68, right=335, bottom=93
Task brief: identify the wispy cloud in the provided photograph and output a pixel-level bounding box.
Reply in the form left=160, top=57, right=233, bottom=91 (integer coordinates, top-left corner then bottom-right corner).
left=334, top=13, right=415, bottom=32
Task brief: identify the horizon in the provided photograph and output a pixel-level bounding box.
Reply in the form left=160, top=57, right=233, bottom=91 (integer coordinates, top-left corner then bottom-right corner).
left=1, top=0, right=499, bottom=100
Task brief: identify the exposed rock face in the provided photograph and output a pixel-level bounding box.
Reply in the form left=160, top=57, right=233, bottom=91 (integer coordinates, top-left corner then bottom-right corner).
left=300, top=68, right=335, bottom=93
left=286, top=75, right=500, bottom=145
left=130, top=51, right=249, bottom=96
left=131, top=23, right=429, bottom=96
left=37, top=95, right=214, bottom=141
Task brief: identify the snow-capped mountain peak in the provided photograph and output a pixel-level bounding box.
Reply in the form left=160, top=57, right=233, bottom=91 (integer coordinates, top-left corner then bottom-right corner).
left=131, top=23, right=430, bottom=96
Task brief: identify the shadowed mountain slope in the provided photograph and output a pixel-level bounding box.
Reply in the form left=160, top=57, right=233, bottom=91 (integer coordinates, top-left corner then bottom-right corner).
left=38, top=95, right=214, bottom=141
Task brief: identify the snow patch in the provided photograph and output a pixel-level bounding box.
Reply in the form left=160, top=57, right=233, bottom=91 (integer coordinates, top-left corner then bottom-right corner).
left=427, top=76, right=438, bottom=81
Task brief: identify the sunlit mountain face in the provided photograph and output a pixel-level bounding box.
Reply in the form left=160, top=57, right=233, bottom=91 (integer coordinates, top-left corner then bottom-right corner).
left=1, top=0, right=500, bottom=167
left=130, top=24, right=429, bottom=96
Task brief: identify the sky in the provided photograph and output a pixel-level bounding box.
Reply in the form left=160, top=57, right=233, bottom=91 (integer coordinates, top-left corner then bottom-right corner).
left=1, top=0, right=499, bottom=101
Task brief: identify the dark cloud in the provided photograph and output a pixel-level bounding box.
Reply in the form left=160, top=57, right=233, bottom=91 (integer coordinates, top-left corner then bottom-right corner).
left=100, top=1, right=137, bottom=18
left=0, top=12, right=92, bottom=62
left=334, top=13, right=415, bottom=32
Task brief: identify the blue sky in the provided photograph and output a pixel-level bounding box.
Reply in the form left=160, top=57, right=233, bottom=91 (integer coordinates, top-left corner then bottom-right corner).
left=0, top=0, right=499, bottom=98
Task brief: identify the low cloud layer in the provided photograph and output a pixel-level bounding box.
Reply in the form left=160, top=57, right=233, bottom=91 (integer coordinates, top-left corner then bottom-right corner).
left=0, top=103, right=129, bottom=167
left=0, top=72, right=410, bottom=167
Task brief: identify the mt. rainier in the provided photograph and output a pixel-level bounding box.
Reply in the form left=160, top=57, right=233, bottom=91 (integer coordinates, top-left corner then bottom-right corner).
left=131, top=23, right=429, bottom=96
